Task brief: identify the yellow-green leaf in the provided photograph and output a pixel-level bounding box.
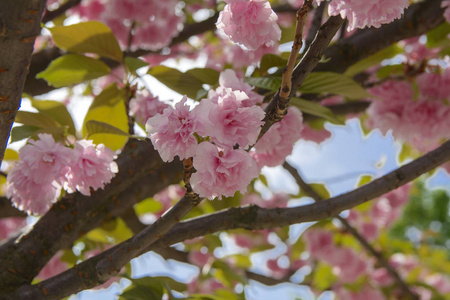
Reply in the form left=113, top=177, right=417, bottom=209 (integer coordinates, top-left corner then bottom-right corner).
left=345, top=45, right=403, bottom=77
left=31, top=99, right=76, bottom=135
left=83, top=84, right=128, bottom=150
left=49, top=21, right=123, bottom=61
left=15, top=111, right=61, bottom=128
left=36, top=54, right=110, bottom=88
left=85, top=120, right=130, bottom=137
left=4, top=149, right=19, bottom=161
left=148, top=66, right=219, bottom=99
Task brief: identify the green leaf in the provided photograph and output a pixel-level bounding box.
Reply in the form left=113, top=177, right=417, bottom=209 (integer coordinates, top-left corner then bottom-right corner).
left=124, top=57, right=149, bottom=76
left=120, top=277, right=164, bottom=300
left=344, top=45, right=403, bottom=77
left=260, top=53, right=288, bottom=74
left=134, top=198, right=164, bottom=215
left=15, top=111, right=61, bottom=128
left=291, top=98, right=344, bottom=125
left=3, top=149, right=19, bottom=161
left=36, top=54, right=110, bottom=88
left=300, top=72, right=370, bottom=99
left=186, top=68, right=220, bottom=85
left=356, top=175, right=373, bottom=187
left=398, top=142, right=420, bottom=163
left=11, top=125, right=66, bottom=143
left=31, top=99, right=76, bottom=135
left=83, top=84, right=129, bottom=150
left=312, top=262, right=337, bottom=290
left=85, top=120, right=130, bottom=137
left=244, top=76, right=282, bottom=91
left=427, top=22, right=450, bottom=48
left=148, top=66, right=219, bottom=99
left=49, top=21, right=123, bottom=61
left=297, top=183, right=330, bottom=200
left=10, top=125, right=41, bottom=143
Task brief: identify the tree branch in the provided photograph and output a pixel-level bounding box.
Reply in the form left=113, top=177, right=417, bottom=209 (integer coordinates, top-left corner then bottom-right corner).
left=316, top=0, right=444, bottom=73
left=260, top=15, right=345, bottom=139
left=282, top=162, right=418, bottom=300
left=0, top=0, right=47, bottom=167
left=15, top=139, right=450, bottom=298
left=41, top=0, right=81, bottom=24
left=0, top=139, right=183, bottom=291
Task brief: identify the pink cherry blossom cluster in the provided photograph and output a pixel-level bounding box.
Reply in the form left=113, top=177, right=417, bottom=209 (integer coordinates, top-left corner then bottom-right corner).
left=71, top=0, right=184, bottom=51
left=216, top=0, right=281, bottom=51
left=7, top=134, right=118, bottom=215
left=146, top=70, right=267, bottom=200
left=347, top=184, right=411, bottom=241
left=129, top=90, right=169, bottom=125
left=304, top=229, right=368, bottom=283
left=327, top=0, right=409, bottom=31
left=205, top=39, right=279, bottom=70
left=366, top=71, right=450, bottom=153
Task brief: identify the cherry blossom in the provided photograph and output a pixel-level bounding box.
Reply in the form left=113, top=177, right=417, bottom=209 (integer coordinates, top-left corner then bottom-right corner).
left=218, top=69, right=264, bottom=107
left=129, top=90, right=169, bottom=125
left=146, top=97, right=199, bottom=162
left=37, top=251, right=68, bottom=280
left=328, top=0, right=409, bottom=31
left=190, top=142, right=259, bottom=199
left=252, top=106, right=304, bottom=168
left=195, top=87, right=265, bottom=149
left=0, top=218, right=26, bottom=240
left=443, top=0, right=450, bottom=23
left=65, top=140, right=118, bottom=196
left=216, top=0, right=281, bottom=50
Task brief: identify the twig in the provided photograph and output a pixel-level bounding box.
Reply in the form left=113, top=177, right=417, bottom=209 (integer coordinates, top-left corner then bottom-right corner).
left=304, top=0, right=326, bottom=51
left=282, top=162, right=419, bottom=300
left=42, top=0, right=82, bottom=24
left=280, top=1, right=313, bottom=100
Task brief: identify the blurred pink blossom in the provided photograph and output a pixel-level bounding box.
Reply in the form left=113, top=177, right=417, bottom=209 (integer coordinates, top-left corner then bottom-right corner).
left=216, top=0, right=281, bottom=50
left=129, top=90, right=169, bottom=125
left=37, top=251, right=68, bottom=281
left=0, top=218, right=26, bottom=240
left=328, top=0, right=409, bottom=31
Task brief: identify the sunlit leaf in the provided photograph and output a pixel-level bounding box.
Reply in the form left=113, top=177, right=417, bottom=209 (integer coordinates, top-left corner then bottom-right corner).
left=30, top=99, right=76, bottom=135
left=49, top=21, right=123, bottom=61
left=85, top=120, right=130, bottom=137
left=134, top=198, right=164, bottom=215
left=148, top=66, right=219, bottom=99
left=82, top=84, right=128, bottom=150
left=36, top=54, right=110, bottom=88
left=3, top=149, right=19, bottom=161
left=15, top=111, right=61, bottom=128
left=312, top=262, right=337, bottom=290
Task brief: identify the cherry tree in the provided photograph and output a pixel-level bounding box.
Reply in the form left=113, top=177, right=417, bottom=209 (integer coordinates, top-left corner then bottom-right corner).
left=0, top=0, right=449, bottom=299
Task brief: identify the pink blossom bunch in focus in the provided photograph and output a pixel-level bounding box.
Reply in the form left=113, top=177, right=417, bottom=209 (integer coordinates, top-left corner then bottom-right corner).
left=146, top=70, right=266, bottom=200
left=129, top=90, right=169, bottom=125
left=328, top=0, right=409, bottom=31
left=216, top=0, right=281, bottom=50
left=7, top=134, right=118, bottom=215
left=71, top=0, right=184, bottom=51
left=251, top=106, right=304, bottom=169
